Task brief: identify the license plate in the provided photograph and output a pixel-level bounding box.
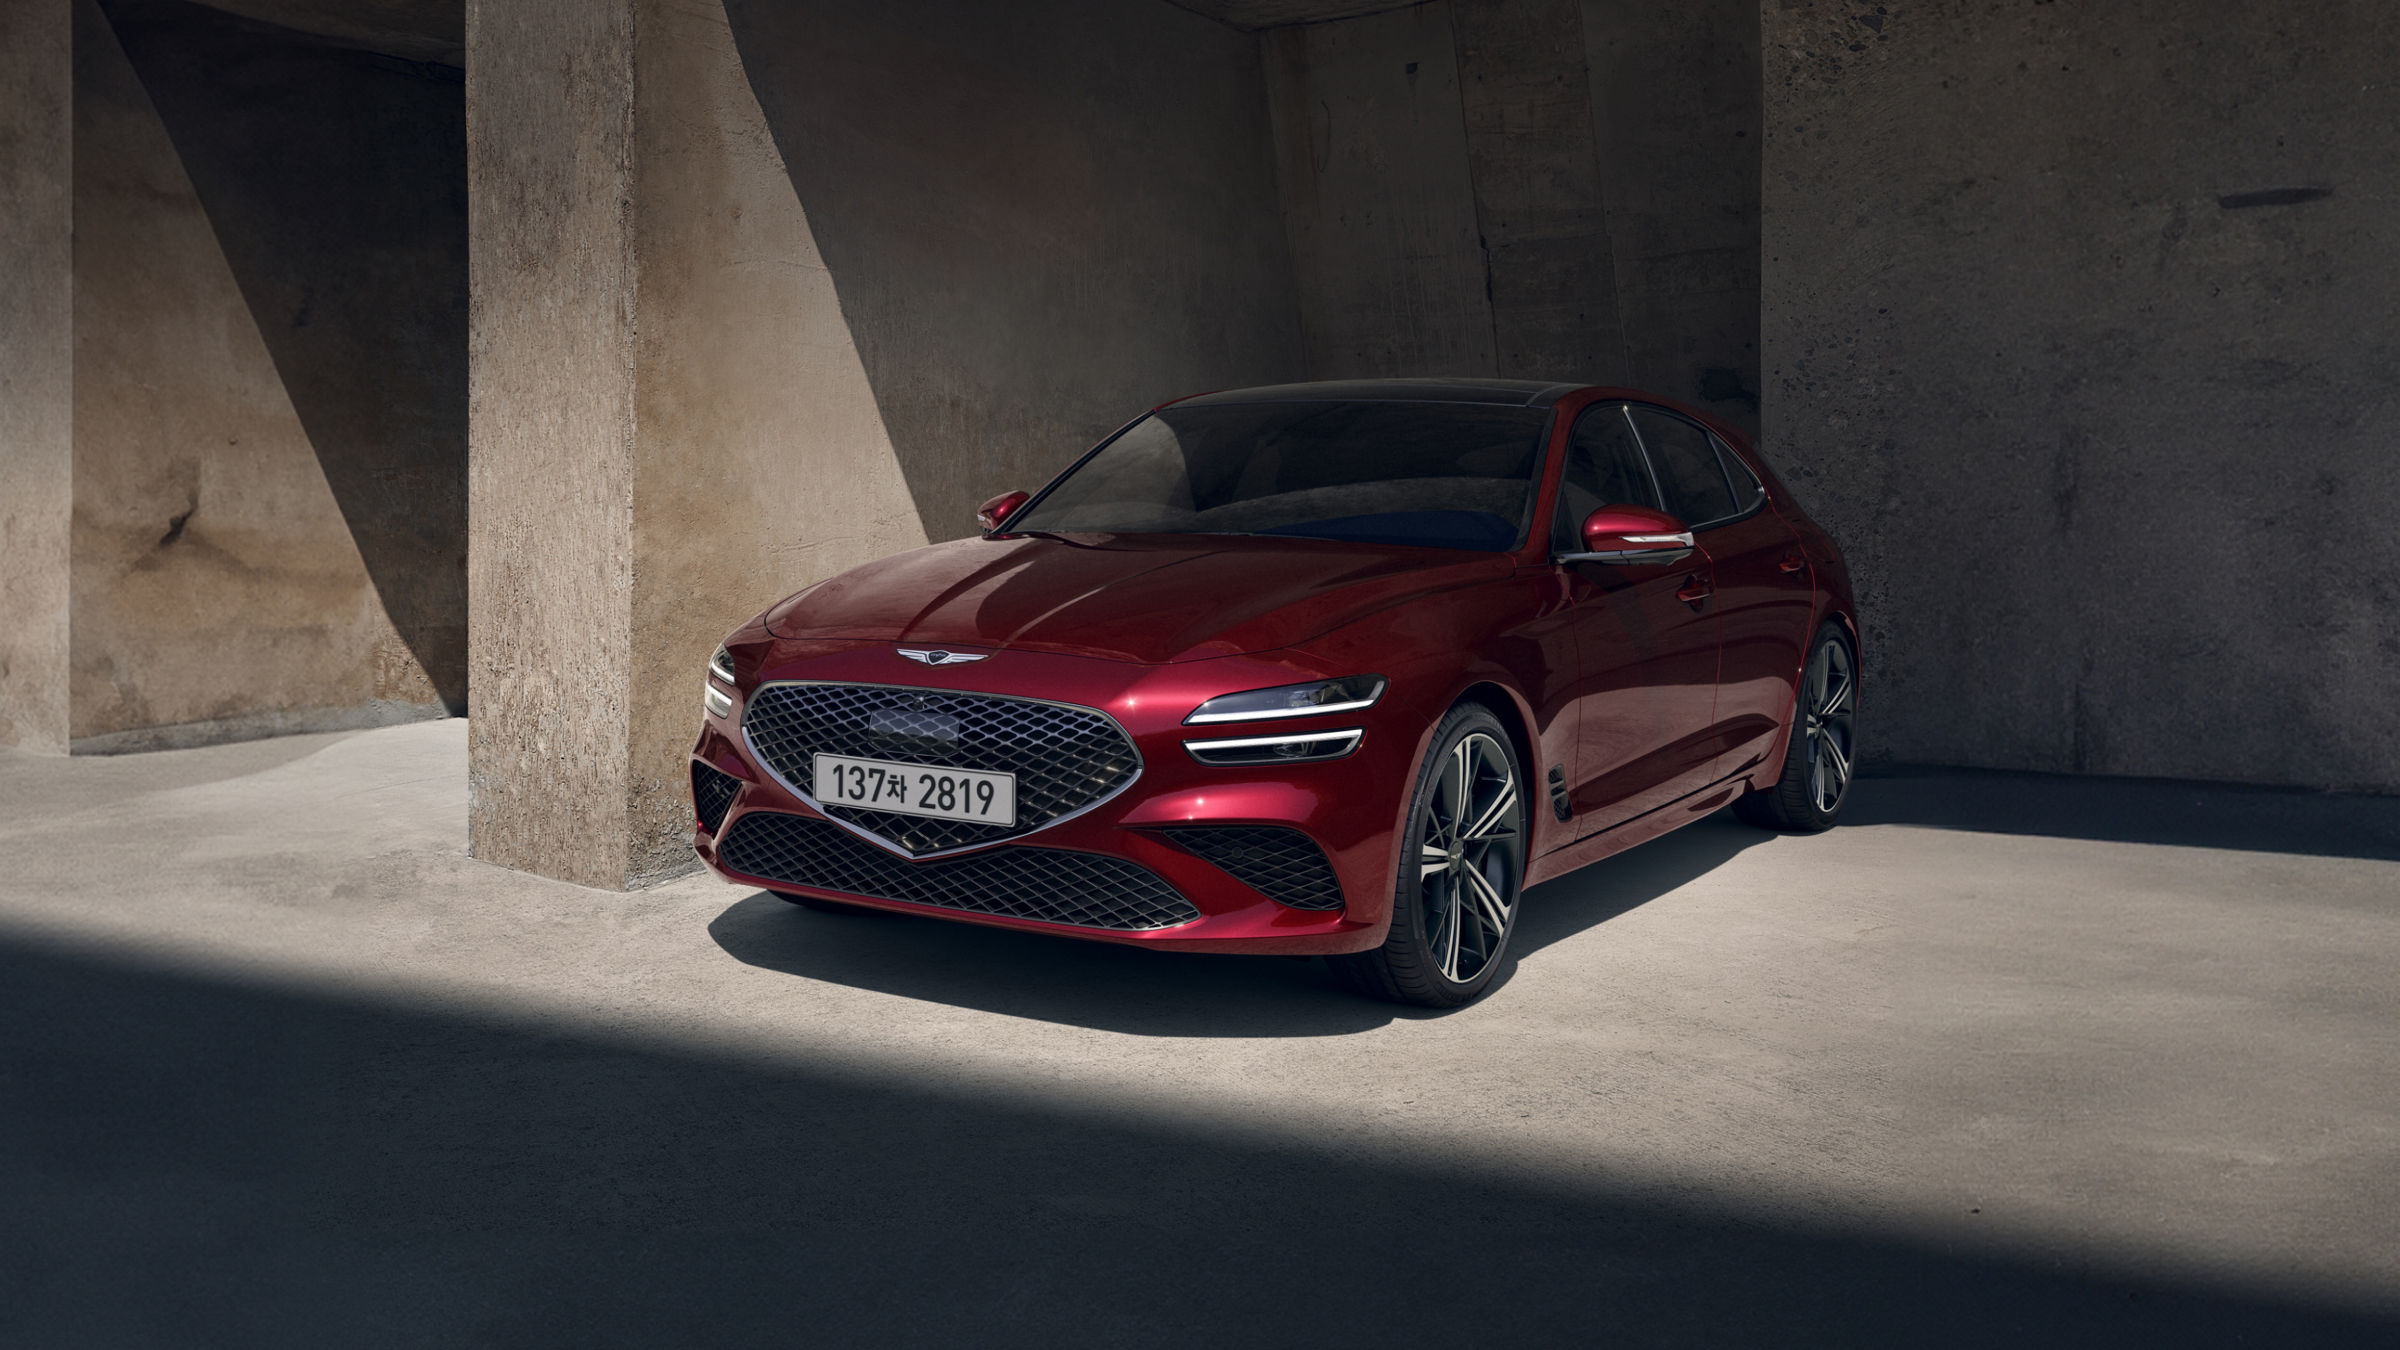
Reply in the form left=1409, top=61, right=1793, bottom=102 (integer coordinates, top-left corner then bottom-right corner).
left=812, top=754, right=1016, bottom=826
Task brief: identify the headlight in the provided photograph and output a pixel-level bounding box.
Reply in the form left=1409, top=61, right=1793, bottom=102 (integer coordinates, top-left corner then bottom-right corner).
left=704, top=647, right=736, bottom=718
left=1184, top=728, right=1363, bottom=765
left=1184, top=675, right=1387, bottom=725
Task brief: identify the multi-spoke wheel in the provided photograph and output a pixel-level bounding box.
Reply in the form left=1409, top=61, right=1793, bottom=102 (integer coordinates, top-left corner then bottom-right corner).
left=1333, top=704, right=1526, bottom=1007
left=1735, top=624, right=1858, bottom=833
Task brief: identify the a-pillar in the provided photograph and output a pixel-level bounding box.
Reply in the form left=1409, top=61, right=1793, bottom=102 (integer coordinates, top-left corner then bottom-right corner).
left=465, top=0, right=925, bottom=887
left=0, top=0, right=73, bottom=754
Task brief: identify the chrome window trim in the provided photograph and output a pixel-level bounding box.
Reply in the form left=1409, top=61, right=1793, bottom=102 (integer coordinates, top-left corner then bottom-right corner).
left=737, top=679, right=1146, bottom=862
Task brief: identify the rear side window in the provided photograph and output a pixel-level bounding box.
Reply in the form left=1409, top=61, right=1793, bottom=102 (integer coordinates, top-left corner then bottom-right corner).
left=1627, top=406, right=1737, bottom=526
left=1552, top=404, right=1660, bottom=551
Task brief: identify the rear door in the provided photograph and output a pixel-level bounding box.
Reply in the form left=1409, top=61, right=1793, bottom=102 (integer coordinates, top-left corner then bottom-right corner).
left=1553, top=403, right=1723, bottom=840
left=1622, top=406, right=1814, bottom=787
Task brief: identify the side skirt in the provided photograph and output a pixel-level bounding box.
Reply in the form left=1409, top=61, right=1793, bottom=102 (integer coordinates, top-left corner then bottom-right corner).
left=1523, top=775, right=1745, bottom=888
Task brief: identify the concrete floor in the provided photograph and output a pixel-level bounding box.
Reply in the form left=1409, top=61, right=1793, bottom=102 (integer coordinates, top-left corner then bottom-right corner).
left=2, top=721, right=2395, bottom=1346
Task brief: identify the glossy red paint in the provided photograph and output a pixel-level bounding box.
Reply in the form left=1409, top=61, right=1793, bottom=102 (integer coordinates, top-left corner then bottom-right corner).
left=692, top=381, right=1854, bottom=955
left=974, top=490, right=1029, bottom=532
left=1578, top=503, right=1688, bottom=552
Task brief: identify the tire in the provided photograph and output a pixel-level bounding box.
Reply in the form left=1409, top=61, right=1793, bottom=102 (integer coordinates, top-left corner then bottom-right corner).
left=1332, top=704, right=1528, bottom=1008
left=773, top=891, right=879, bottom=916
left=1735, top=624, right=1858, bottom=833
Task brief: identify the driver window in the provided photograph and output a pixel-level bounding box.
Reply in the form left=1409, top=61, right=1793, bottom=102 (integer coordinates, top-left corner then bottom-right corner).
left=1553, top=403, right=1660, bottom=552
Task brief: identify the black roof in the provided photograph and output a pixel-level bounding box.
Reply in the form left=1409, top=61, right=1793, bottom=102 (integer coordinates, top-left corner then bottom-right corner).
left=1177, top=378, right=1585, bottom=409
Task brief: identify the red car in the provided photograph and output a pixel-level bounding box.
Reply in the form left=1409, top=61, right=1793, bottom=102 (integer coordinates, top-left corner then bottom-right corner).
left=690, top=379, right=1856, bottom=1006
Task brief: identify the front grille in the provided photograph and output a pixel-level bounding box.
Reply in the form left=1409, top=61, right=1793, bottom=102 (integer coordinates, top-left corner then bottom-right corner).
left=1157, top=826, right=1345, bottom=911
left=717, top=811, right=1199, bottom=932
left=742, top=683, right=1140, bottom=855
left=691, top=761, right=743, bottom=834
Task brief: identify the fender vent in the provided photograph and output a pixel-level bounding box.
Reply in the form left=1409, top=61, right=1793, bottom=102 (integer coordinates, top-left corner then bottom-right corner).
left=1547, top=765, right=1571, bottom=822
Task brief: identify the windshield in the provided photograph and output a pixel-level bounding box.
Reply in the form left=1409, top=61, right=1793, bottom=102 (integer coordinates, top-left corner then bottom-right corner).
left=1006, top=400, right=1553, bottom=552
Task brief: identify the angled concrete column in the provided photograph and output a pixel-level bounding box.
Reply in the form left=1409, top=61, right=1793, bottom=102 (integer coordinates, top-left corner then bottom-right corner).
left=466, top=0, right=923, bottom=887
left=0, top=0, right=73, bottom=754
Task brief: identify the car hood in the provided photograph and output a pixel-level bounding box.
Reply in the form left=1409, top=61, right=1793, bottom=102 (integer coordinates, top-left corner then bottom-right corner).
left=765, top=533, right=1510, bottom=664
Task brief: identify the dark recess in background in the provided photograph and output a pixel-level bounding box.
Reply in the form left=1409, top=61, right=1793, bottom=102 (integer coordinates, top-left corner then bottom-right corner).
left=103, top=0, right=470, bottom=714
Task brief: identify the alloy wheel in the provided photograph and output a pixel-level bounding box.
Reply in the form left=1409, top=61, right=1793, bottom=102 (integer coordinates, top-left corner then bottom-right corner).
left=1414, top=731, right=1525, bottom=984
left=1803, top=639, right=1856, bottom=814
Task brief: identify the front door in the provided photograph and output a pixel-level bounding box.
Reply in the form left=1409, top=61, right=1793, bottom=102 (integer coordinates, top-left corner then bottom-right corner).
left=1622, top=406, right=1815, bottom=787
left=1552, top=403, right=1723, bottom=839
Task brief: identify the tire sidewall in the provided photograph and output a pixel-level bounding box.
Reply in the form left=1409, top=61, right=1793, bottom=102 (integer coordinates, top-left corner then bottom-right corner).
left=1388, top=704, right=1524, bottom=1003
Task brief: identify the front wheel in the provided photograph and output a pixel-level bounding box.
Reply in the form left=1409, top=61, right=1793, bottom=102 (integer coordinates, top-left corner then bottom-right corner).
left=1735, top=624, right=1857, bottom=832
left=1332, top=704, right=1527, bottom=1008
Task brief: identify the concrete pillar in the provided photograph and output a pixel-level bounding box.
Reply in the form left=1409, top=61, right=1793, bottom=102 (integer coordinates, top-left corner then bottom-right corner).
left=0, top=0, right=73, bottom=754
left=466, top=0, right=923, bottom=887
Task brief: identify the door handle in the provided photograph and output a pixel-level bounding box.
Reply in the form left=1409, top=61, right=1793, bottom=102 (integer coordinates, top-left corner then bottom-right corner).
left=1778, top=552, right=1808, bottom=575
left=1676, top=574, right=1713, bottom=605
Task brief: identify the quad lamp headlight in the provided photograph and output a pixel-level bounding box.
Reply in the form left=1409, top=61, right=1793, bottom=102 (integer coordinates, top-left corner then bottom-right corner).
left=1184, top=675, right=1386, bottom=725
left=703, top=646, right=735, bottom=719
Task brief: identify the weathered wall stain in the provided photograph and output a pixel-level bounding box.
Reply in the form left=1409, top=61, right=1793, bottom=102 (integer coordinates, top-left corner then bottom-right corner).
left=71, top=0, right=447, bottom=747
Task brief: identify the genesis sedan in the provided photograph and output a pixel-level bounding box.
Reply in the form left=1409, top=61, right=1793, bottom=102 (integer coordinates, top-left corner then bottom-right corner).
left=689, top=379, right=1856, bottom=1006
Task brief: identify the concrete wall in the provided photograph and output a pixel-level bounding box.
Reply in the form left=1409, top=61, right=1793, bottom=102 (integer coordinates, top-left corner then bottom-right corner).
left=1264, top=3, right=1497, bottom=377
left=724, top=0, right=1305, bottom=541
left=1583, top=0, right=1760, bottom=427
left=70, top=0, right=449, bottom=751
left=0, top=0, right=74, bottom=754
left=1764, top=0, right=2400, bottom=790
left=1260, top=0, right=1761, bottom=430
left=625, top=0, right=928, bottom=884
left=110, top=0, right=470, bottom=718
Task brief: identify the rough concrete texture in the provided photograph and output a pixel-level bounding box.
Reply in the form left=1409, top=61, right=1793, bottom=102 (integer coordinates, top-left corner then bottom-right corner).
left=1452, top=0, right=1625, bottom=383
left=1171, top=0, right=1419, bottom=30
left=1261, top=0, right=1762, bottom=428
left=2, top=722, right=2396, bottom=1342
left=724, top=0, right=1307, bottom=540
left=464, top=0, right=637, bottom=887
left=1264, top=3, right=1499, bottom=378
left=0, top=0, right=73, bottom=754
left=1583, top=0, right=1762, bottom=430
left=626, top=0, right=929, bottom=884
left=69, top=0, right=445, bottom=747
left=187, top=0, right=460, bottom=65
left=469, top=0, right=931, bottom=887
left=109, top=0, right=471, bottom=717
left=1764, top=0, right=2400, bottom=790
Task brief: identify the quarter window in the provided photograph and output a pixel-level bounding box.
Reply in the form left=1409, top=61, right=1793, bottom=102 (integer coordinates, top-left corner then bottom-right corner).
left=1553, top=404, right=1661, bottom=552
left=1626, top=406, right=1737, bottom=527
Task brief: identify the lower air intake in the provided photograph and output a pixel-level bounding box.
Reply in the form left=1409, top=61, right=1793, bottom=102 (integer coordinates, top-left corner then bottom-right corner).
left=1156, top=826, right=1345, bottom=911
left=692, top=761, right=743, bottom=835
left=717, top=811, right=1200, bottom=932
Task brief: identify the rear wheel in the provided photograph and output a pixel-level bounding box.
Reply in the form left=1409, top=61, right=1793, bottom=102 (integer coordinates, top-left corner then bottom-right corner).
left=1735, top=624, right=1857, bottom=832
left=1332, top=704, right=1526, bottom=1008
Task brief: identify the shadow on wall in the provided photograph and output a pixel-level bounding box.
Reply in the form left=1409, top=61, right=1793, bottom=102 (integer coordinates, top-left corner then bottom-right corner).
left=721, top=0, right=1305, bottom=543
left=4, top=937, right=2394, bottom=1345
left=707, top=813, right=1769, bottom=1037
left=102, top=0, right=469, bottom=714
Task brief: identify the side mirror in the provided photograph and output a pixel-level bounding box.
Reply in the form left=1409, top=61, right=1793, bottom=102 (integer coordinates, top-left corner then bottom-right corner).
left=1557, top=503, right=1695, bottom=566
left=976, top=490, right=1030, bottom=534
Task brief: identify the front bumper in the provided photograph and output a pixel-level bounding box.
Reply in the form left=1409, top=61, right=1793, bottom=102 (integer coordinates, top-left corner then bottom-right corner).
left=689, top=637, right=1425, bottom=955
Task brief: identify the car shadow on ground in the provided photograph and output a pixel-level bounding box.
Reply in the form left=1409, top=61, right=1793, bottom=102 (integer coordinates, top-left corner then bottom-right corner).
left=706, top=813, right=1770, bottom=1034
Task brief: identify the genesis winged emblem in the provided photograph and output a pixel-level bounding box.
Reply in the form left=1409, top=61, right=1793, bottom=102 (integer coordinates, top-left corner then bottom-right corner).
left=897, top=648, right=989, bottom=667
